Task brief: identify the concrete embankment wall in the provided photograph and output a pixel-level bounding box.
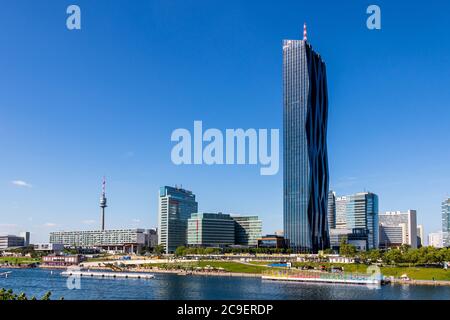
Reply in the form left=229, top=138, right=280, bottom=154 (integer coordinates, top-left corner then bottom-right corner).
left=390, top=278, right=450, bottom=286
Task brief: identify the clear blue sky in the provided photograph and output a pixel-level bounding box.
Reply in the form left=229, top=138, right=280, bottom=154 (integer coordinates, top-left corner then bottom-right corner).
left=0, top=1, right=449, bottom=243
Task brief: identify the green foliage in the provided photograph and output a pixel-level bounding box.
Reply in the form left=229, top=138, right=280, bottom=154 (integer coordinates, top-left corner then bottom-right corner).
left=339, top=238, right=357, bottom=257
left=355, top=246, right=450, bottom=266
left=153, top=244, right=165, bottom=255
left=0, top=288, right=54, bottom=300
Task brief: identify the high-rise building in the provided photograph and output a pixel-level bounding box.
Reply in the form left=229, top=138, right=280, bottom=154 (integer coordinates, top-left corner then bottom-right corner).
left=158, top=186, right=198, bottom=253
left=327, top=191, right=336, bottom=230
left=417, top=225, right=424, bottom=247
left=187, top=213, right=235, bottom=247
left=345, top=192, right=379, bottom=250
left=428, top=232, right=444, bottom=248
left=283, top=26, right=330, bottom=253
left=19, top=231, right=30, bottom=247
left=379, top=210, right=418, bottom=248
left=442, top=197, right=450, bottom=247
left=335, top=196, right=348, bottom=229
left=330, top=192, right=379, bottom=250
left=231, top=215, right=262, bottom=246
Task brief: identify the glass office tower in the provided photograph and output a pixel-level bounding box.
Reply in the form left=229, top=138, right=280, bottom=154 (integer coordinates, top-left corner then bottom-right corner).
left=345, top=192, right=379, bottom=250
left=231, top=215, right=263, bottom=246
left=442, top=197, right=450, bottom=247
left=283, top=37, right=330, bottom=252
left=158, top=186, right=198, bottom=253
left=327, top=191, right=336, bottom=230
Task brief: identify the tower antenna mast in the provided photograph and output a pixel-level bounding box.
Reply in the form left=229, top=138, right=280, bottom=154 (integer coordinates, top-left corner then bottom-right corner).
left=100, top=176, right=107, bottom=231
left=303, top=22, right=307, bottom=41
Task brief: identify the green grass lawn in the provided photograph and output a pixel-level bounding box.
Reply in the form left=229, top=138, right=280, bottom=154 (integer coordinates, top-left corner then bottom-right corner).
left=196, top=261, right=270, bottom=274
left=380, top=266, right=450, bottom=281
left=0, top=257, right=40, bottom=265
left=289, top=262, right=450, bottom=281
left=141, top=260, right=270, bottom=274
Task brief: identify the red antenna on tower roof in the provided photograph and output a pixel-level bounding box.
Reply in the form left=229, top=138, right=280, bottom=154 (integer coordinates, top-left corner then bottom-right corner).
left=303, top=22, right=307, bottom=41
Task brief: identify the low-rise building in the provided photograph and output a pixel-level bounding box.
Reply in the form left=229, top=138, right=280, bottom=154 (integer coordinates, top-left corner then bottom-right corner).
left=327, top=255, right=356, bottom=264
left=34, top=243, right=65, bottom=253
left=329, top=228, right=369, bottom=251
left=49, top=229, right=150, bottom=253
left=42, top=254, right=84, bottom=266
left=257, top=235, right=289, bottom=249
left=0, top=234, right=27, bottom=250
left=145, top=228, right=158, bottom=249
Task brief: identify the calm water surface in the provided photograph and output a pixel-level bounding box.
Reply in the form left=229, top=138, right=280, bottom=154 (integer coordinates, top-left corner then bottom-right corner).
left=1, top=268, right=449, bottom=300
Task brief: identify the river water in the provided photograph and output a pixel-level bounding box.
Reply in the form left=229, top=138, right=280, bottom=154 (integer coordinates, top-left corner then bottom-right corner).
left=1, top=268, right=449, bottom=300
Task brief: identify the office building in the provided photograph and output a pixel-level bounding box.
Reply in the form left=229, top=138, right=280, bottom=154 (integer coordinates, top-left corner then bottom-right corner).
left=231, top=215, right=262, bottom=246
left=49, top=229, right=149, bottom=253
left=145, top=228, right=158, bottom=249
left=0, top=233, right=28, bottom=250
left=379, top=210, right=418, bottom=248
left=257, top=235, right=289, bottom=249
left=328, top=191, right=336, bottom=229
left=274, top=230, right=284, bottom=237
left=442, top=197, right=450, bottom=247
left=335, top=196, right=348, bottom=229
left=428, top=232, right=444, bottom=248
left=34, top=243, right=65, bottom=253
left=42, top=254, right=84, bottom=267
left=330, top=192, right=379, bottom=250
left=187, top=212, right=235, bottom=247
left=158, top=186, right=198, bottom=253
left=379, top=225, right=404, bottom=248
left=283, top=25, right=330, bottom=253
left=417, top=225, right=424, bottom=247
left=19, top=231, right=30, bottom=247
left=329, top=228, right=369, bottom=251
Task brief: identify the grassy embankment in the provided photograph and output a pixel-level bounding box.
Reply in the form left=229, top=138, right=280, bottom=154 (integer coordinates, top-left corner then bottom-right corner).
left=142, top=260, right=450, bottom=281
left=141, top=260, right=270, bottom=274
left=290, top=262, right=450, bottom=281
left=0, top=257, right=40, bottom=265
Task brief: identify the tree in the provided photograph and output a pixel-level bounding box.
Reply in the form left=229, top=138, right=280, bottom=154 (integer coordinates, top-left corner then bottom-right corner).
left=0, top=288, right=54, bottom=300
left=339, top=237, right=357, bottom=257
left=153, top=244, right=165, bottom=255
left=175, top=246, right=186, bottom=256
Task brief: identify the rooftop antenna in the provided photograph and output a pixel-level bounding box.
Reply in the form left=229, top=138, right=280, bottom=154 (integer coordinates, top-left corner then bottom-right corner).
left=303, top=22, right=307, bottom=41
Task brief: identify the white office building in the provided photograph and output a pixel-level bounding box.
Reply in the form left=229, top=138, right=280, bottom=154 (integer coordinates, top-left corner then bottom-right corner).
left=49, top=229, right=149, bottom=253
left=428, top=232, right=444, bottom=248
left=379, top=210, right=418, bottom=248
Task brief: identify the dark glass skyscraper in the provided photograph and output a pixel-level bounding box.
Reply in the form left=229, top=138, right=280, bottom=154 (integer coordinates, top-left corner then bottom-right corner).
left=283, top=36, right=330, bottom=253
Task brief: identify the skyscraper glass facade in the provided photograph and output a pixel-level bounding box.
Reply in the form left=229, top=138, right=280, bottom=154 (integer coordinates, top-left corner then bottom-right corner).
left=345, top=192, right=379, bottom=250
left=231, top=215, right=262, bottom=246
left=187, top=212, right=235, bottom=247
left=442, top=197, right=450, bottom=247
left=158, top=186, right=198, bottom=253
left=327, top=191, right=336, bottom=230
left=283, top=38, right=330, bottom=253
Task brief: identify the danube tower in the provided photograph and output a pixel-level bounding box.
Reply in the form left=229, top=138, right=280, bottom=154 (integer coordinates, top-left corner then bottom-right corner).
left=283, top=24, right=330, bottom=252
left=100, top=177, right=107, bottom=231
